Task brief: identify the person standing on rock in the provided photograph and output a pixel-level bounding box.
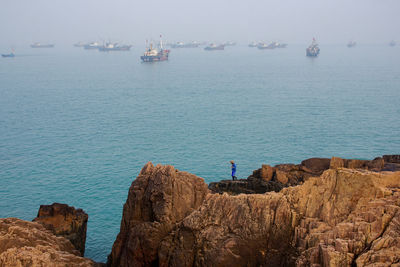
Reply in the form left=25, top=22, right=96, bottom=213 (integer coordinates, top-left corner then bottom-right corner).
left=230, top=160, right=237, bottom=180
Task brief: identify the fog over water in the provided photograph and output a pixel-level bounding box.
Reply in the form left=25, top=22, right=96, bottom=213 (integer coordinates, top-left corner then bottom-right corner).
left=1, top=0, right=399, bottom=46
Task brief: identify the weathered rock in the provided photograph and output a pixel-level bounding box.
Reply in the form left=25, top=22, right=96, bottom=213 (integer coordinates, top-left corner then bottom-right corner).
left=159, top=193, right=296, bottom=267
left=33, top=203, right=88, bottom=256
left=0, top=218, right=99, bottom=267
left=209, top=177, right=284, bottom=195
left=107, top=162, right=210, bottom=267
left=330, top=156, right=345, bottom=169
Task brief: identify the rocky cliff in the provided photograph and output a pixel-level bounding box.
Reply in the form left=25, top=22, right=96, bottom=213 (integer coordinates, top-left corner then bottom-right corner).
left=109, top=158, right=400, bottom=267
left=0, top=218, right=98, bottom=266
left=107, top=162, right=210, bottom=267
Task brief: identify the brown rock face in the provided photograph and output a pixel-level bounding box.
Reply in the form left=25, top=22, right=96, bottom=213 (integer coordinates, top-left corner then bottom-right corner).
left=159, top=193, right=296, bottom=267
left=33, top=203, right=88, bottom=256
left=0, top=218, right=97, bottom=267
left=107, top=162, right=210, bottom=267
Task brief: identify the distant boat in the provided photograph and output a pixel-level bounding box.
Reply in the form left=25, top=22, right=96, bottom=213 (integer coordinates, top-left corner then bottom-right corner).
left=2, top=53, right=15, bottom=58
left=30, top=42, right=54, bottom=48
left=73, top=42, right=85, bottom=47
left=98, top=42, right=132, bottom=52
left=170, top=41, right=199, bottom=48
left=204, top=43, right=225, bottom=51
left=140, top=35, right=170, bottom=62
left=257, top=42, right=278, bottom=49
left=347, top=41, right=356, bottom=48
left=2, top=49, right=15, bottom=58
left=389, top=40, right=396, bottom=47
left=83, top=42, right=101, bottom=50
left=277, top=43, right=288, bottom=48
left=306, top=38, right=320, bottom=57
left=224, top=41, right=236, bottom=46
left=248, top=42, right=258, bottom=47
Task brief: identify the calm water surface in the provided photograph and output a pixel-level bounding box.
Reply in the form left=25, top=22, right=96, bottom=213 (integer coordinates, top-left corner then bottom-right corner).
left=1, top=44, right=399, bottom=262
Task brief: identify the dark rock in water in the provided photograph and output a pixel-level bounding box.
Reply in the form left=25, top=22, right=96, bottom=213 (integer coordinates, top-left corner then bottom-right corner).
left=33, top=203, right=88, bottom=256
left=107, top=162, right=209, bottom=267
left=300, top=157, right=331, bottom=174
left=383, top=154, right=400, bottom=163
left=208, top=177, right=284, bottom=195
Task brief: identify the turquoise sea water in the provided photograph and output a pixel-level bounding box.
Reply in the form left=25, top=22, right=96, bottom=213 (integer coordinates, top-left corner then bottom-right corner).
left=1, top=44, right=399, bottom=262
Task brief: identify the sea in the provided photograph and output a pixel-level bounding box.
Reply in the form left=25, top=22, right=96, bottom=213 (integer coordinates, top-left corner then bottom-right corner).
left=1, top=44, right=399, bottom=262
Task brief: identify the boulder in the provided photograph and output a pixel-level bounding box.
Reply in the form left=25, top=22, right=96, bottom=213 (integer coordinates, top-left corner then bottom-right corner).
left=330, top=157, right=345, bottom=169
left=107, top=162, right=210, bottom=267
left=300, top=157, right=331, bottom=174
left=260, top=164, right=274, bottom=181
left=33, top=203, right=88, bottom=256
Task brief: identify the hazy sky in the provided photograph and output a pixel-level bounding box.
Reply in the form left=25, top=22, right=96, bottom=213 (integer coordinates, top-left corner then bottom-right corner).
left=1, top=0, right=399, bottom=46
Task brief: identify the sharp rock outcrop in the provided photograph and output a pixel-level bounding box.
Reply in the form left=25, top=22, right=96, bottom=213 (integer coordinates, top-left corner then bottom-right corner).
left=33, top=202, right=88, bottom=256
left=107, top=162, right=210, bottom=267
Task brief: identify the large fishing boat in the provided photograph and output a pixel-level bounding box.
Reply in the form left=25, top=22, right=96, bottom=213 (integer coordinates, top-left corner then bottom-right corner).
left=204, top=43, right=225, bottom=50
left=98, top=42, right=132, bottom=52
left=306, top=38, right=320, bottom=57
left=389, top=40, right=396, bottom=47
left=30, top=43, right=54, bottom=48
left=140, top=36, right=170, bottom=62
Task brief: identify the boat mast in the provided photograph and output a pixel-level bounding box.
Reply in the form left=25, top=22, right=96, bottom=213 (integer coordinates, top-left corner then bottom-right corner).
left=160, top=34, right=163, bottom=50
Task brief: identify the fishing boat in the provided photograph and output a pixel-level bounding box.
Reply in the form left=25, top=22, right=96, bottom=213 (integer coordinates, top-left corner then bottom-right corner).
left=204, top=43, right=225, bottom=50
left=389, top=40, right=396, bottom=47
left=257, top=42, right=278, bottom=49
left=140, top=36, right=170, bottom=62
left=306, top=38, right=320, bottom=57
left=2, top=49, right=15, bottom=58
left=224, top=41, right=237, bottom=46
left=98, top=42, right=132, bottom=52
left=347, top=41, right=356, bottom=48
left=30, top=42, right=54, bottom=48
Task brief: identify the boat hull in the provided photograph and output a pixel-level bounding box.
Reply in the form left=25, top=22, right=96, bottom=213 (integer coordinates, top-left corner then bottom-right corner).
left=204, top=45, right=224, bottom=51
left=30, top=44, right=54, bottom=48
left=140, top=55, right=169, bottom=62
left=2, top=54, right=15, bottom=58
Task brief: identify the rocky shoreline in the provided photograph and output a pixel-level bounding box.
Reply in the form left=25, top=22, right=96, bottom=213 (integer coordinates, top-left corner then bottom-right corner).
left=1, top=155, right=399, bottom=266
